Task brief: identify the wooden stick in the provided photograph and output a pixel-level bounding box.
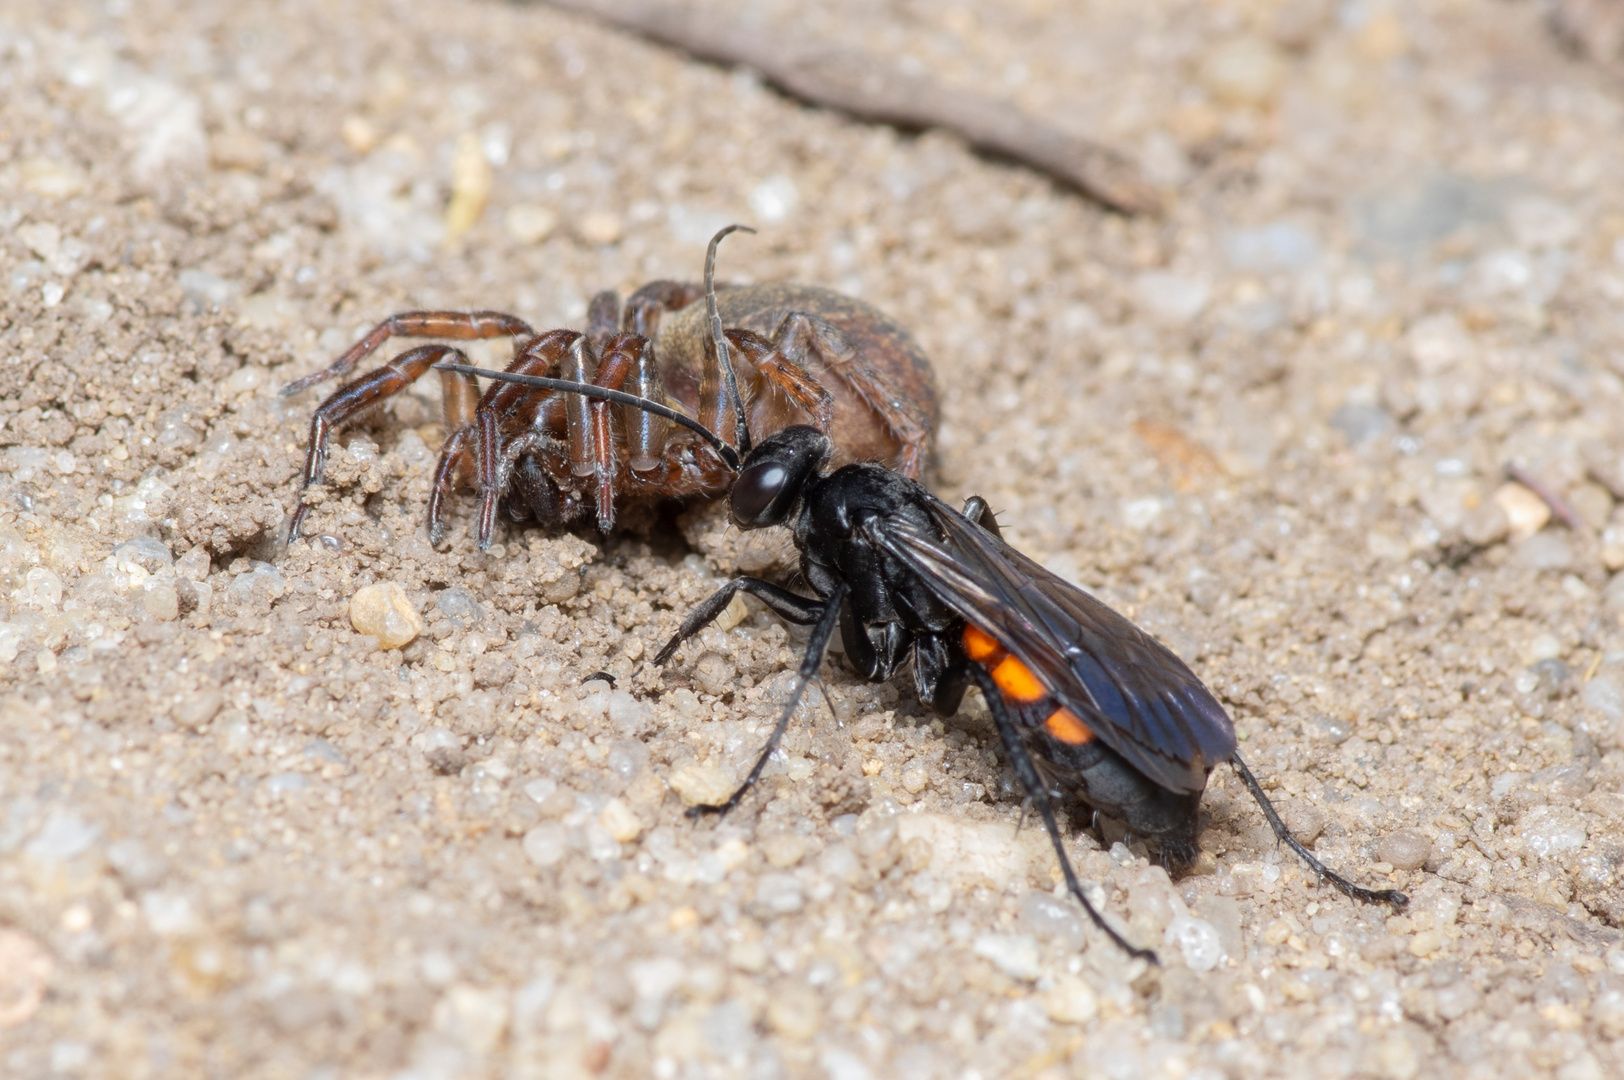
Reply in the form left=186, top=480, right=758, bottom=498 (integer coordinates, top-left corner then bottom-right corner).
left=533, top=0, right=1162, bottom=215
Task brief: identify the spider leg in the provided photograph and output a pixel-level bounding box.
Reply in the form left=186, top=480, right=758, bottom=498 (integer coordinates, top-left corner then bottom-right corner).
left=281, top=310, right=533, bottom=397
left=582, top=335, right=646, bottom=533
left=622, top=281, right=706, bottom=339
left=772, top=311, right=933, bottom=479
left=726, top=329, right=835, bottom=434
left=290, top=343, right=469, bottom=544
left=470, top=330, right=581, bottom=550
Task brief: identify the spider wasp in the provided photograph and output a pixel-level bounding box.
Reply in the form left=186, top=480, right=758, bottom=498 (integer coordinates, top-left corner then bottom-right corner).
left=443, top=227, right=1408, bottom=961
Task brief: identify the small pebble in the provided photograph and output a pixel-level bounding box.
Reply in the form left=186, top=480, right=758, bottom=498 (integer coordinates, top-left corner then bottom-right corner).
left=506, top=203, right=557, bottom=244
left=669, top=762, right=735, bottom=808
left=972, top=933, right=1042, bottom=981
left=599, top=798, right=642, bottom=843
left=753, top=873, right=804, bottom=916
left=348, top=582, right=424, bottom=648
left=762, top=833, right=807, bottom=868
left=576, top=209, right=623, bottom=245
left=1493, top=483, right=1551, bottom=539
left=1378, top=828, right=1433, bottom=871
left=1164, top=915, right=1223, bottom=972
left=712, top=593, right=749, bottom=632
left=1408, top=930, right=1444, bottom=957
left=1042, top=974, right=1099, bottom=1024
left=141, top=582, right=180, bottom=622
left=1582, top=676, right=1624, bottom=721
left=523, top=823, right=568, bottom=868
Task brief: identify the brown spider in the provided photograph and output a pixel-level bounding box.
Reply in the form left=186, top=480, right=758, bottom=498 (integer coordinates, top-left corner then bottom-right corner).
left=282, top=228, right=937, bottom=549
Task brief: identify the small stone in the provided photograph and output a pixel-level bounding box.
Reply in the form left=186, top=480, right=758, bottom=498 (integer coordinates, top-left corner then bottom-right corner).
left=1493, top=483, right=1551, bottom=539
left=1408, top=930, right=1444, bottom=957
left=349, top=582, right=424, bottom=648
left=1279, top=801, right=1326, bottom=843
left=692, top=652, right=737, bottom=697
left=1041, top=974, right=1099, bottom=1024
left=576, top=209, right=623, bottom=245
left=1164, top=915, right=1223, bottom=971
left=753, top=873, right=804, bottom=916
left=599, top=798, right=642, bottom=843
left=765, top=981, right=821, bottom=1040
left=141, top=581, right=180, bottom=622
left=1525, top=633, right=1563, bottom=664
left=522, top=823, right=568, bottom=868
left=1378, top=829, right=1433, bottom=871
left=436, top=587, right=485, bottom=627
left=1583, top=676, right=1624, bottom=721
left=762, top=832, right=807, bottom=868
left=1520, top=806, right=1588, bottom=857
left=175, top=690, right=223, bottom=731
left=669, top=762, right=735, bottom=808
left=900, top=764, right=929, bottom=794
left=0, top=929, right=54, bottom=1027
left=340, top=114, right=378, bottom=154
left=505, top=203, right=558, bottom=245
left=712, top=593, right=749, bottom=632
left=1198, top=36, right=1286, bottom=107
left=972, top=933, right=1042, bottom=981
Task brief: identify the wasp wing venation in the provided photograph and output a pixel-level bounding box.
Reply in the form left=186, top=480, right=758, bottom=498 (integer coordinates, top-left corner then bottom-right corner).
left=868, top=497, right=1236, bottom=795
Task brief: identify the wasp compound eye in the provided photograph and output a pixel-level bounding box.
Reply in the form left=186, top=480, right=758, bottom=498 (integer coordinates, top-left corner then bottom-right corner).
left=731, top=462, right=789, bottom=527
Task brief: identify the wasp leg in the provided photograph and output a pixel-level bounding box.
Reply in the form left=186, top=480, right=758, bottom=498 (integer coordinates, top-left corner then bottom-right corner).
left=653, top=578, right=825, bottom=666
left=1230, top=753, right=1409, bottom=909
left=960, top=495, right=1003, bottom=540
left=968, top=663, right=1159, bottom=963
left=686, top=583, right=849, bottom=819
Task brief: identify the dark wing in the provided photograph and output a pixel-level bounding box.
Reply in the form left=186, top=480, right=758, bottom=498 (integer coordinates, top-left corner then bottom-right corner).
left=870, top=495, right=1235, bottom=794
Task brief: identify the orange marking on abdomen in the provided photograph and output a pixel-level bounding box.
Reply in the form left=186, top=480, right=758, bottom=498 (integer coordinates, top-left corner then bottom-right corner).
left=962, top=623, right=1003, bottom=663
left=1044, top=707, right=1095, bottom=746
left=991, top=654, right=1047, bottom=703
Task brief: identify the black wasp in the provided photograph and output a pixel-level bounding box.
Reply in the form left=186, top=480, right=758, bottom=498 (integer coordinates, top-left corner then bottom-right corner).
left=439, top=227, right=1408, bottom=960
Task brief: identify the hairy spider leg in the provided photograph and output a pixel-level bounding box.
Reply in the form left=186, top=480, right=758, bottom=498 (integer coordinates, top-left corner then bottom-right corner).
left=725, top=330, right=836, bottom=434
left=281, top=310, right=534, bottom=397
left=458, top=330, right=581, bottom=549
left=289, top=343, right=476, bottom=543
left=771, top=311, right=933, bottom=480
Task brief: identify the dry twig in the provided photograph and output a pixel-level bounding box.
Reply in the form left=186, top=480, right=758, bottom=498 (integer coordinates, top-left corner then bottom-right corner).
left=532, top=0, right=1162, bottom=215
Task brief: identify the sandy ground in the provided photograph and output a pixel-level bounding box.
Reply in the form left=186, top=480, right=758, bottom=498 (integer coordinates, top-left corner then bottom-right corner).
left=2, top=0, right=1624, bottom=1077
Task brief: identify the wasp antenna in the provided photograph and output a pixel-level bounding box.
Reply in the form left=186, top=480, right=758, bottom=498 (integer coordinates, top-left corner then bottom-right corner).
left=705, top=224, right=756, bottom=459
left=431, top=363, right=740, bottom=471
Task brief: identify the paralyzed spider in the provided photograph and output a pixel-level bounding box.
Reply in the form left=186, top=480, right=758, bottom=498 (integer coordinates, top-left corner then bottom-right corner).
left=281, top=226, right=938, bottom=549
